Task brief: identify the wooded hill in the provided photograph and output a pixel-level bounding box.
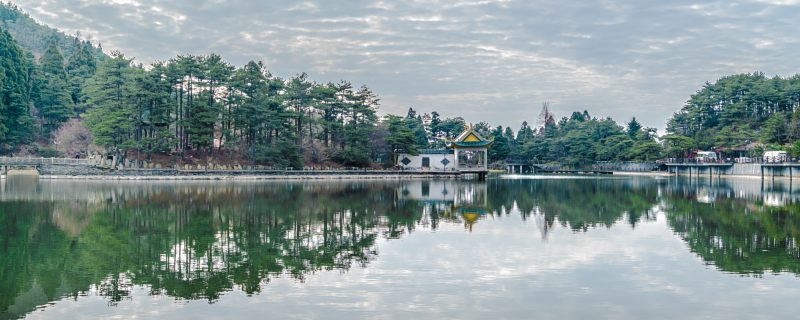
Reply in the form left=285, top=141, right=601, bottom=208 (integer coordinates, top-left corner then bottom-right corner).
left=665, top=73, right=800, bottom=157
left=0, top=3, right=105, bottom=61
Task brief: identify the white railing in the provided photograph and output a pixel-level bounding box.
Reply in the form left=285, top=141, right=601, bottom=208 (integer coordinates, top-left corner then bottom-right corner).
left=0, top=157, right=94, bottom=165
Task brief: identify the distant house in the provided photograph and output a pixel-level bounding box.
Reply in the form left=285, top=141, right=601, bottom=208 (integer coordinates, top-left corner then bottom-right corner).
left=396, top=125, right=493, bottom=174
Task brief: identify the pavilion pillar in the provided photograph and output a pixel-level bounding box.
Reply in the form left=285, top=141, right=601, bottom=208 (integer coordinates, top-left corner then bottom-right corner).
left=483, top=149, right=488, bottom=171
left=453, top=149, right=459, bottom=172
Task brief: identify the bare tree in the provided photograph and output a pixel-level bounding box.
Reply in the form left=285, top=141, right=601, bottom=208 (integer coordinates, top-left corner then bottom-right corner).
left=53, top=119, right=98, bottom=157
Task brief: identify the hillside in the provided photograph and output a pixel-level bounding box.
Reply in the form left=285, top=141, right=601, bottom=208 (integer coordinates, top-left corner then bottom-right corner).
left=0, top=2, right=106, bottom=61
left=665, top=73, right=800, bottom=157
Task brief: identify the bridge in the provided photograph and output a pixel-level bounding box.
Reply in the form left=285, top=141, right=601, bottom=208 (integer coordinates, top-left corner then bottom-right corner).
left=0, top=157, right=94, bottom=175
left=664, top=161, right=800, bottom=181
left=664, top=163, right=734, bottom=178
left=760, top=163, right=800, bottom=181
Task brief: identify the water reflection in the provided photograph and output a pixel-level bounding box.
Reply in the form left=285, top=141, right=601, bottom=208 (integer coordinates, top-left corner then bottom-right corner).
left=1, top=177, right=800, bottom=318
left=661, top=177, right=800, bottom=276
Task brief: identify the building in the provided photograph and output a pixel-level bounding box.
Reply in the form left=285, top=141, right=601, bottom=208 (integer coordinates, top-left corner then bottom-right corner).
left=396, top=125, right=493, bottom=177
left=396, top=180, right=490, bottom=231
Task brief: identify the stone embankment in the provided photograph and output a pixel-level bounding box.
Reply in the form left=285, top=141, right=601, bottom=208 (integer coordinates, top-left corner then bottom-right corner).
left=0, top=157, right=461, bottom=180
left=592, top=162, right=660, bottom=172
left=42, top=169, right=461, bottom=180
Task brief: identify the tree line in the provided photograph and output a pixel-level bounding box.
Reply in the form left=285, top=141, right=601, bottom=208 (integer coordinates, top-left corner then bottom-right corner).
left=81, top=52, right=383, bottom=168
left=665, top=72, right=800, bottom=157
left=0, top=22, right=665, bottom=168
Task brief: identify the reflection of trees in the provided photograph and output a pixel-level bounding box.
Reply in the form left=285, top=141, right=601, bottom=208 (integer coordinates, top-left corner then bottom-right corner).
left=486, top=178, right=659, bottom=233
left=0, top=182, right=422, bottom=318
left=7, top=177, right=800, bottom=318
left=663, top=192, right=800, bottom=276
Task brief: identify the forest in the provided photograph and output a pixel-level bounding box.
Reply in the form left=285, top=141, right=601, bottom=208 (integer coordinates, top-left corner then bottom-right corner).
left=665, top=72, right=800, bottom=157
left=2, top=3, right=799, bottom=168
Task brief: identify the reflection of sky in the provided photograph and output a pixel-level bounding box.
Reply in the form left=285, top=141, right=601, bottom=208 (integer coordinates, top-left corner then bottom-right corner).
left=28, top=210, right=800, bottom=320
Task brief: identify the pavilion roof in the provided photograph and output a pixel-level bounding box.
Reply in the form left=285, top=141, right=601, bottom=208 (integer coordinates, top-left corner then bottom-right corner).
left=449, top=124, right=493, bottom=149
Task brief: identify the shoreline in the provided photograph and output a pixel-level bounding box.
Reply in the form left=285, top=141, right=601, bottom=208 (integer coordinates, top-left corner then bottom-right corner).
left=33, top=174, right=462, bottom=181
left=0, top=171, right=788, bottom=180
left=612, top=171, right=791, bottom=180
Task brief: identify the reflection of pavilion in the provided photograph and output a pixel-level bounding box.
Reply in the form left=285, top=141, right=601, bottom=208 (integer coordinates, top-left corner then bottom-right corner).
left=397, top=181, right=489, bottom=230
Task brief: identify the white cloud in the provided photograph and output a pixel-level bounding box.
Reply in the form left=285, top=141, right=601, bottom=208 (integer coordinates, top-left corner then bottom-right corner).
left=11, top=0, right=800, bottom=130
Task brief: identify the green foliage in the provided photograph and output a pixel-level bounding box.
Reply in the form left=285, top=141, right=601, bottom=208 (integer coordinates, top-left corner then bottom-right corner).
left=34, top=42, right=74, bottom=134
left=83, top=52, right=136, bottom=150
left=664, top=188, right=800, bottom=275
left=0, top=4, right=100, bottom=152
left=488, top=126, right=511, bottom=162
left=251, top=138, right=302, bottom=169
left=667, top=73, right=800, bottom=150
left=790, top=140, right=800, bottom=157
left=518, top=112, right=661, bottom=165
left=0, top=3, right=106, bottom=62
left=385, top=115, right=418, bottom=157
left=0, top=27, right=34, bottom=152
left=662, top=135, right=694, bottom=157
left=404, top=108, right=429, bottom=149
left=626, top=117, right=642, bottom=137
left=761, top=113, right=789, bottom=144
left=65, top=42, right=97, bottom=108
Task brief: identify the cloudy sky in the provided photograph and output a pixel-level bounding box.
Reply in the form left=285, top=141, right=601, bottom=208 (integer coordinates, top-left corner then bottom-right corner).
left=13, top=0, right=800, bottom=130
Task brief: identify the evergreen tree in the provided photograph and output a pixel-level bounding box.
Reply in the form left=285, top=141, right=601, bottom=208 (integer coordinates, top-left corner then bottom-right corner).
left=35, top=42, right=74, bottom=134
left=83, top=52, right=136, bottom=159
left=488, top=126, right=510, bottom=162
left=627, top=117, right=642, bottom=138
left=761, top=113, right=788, bottom=144
left=0, top=28, right=34, bottom=152
left=386, top=115, right=418, bottom=158
left=65, top=42, right=97, bottom=108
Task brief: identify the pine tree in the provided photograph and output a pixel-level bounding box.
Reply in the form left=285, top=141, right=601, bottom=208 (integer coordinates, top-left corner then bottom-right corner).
left=386, top=115, right=418, bottom=157
left=0, top=28, right=34, bottom=152
left=627, top=117, right=642, bottom=138
left=488, top=126, right=511, bottom=162
left=83, top=51, right=136, bottom=158
left=65, top=42, right=97, bottom=108
left=35, top=42, right=74, bottom=135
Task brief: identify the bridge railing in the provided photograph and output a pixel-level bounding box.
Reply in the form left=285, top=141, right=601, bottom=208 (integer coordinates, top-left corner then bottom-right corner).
left=0, top=157, right=94, bottom=165
left=661, top=157, right=800, bottom=165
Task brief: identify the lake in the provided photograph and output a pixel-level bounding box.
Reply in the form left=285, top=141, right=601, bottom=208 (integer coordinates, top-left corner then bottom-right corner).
left=1, top=176, right=799, bottom=319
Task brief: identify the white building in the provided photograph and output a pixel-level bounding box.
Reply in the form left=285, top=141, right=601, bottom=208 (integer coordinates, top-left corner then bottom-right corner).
left=395, top=125, right=492, bottom=178
left=396, top=150, right=456, bottom=171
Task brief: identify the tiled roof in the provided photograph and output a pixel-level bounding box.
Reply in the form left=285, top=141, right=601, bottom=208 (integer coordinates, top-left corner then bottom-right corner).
left=418, top=149, right=453, bottom=154
left=451, top=140, right=493, bottom=147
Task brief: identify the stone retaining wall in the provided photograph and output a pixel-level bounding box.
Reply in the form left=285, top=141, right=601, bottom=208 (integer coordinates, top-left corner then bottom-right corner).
left=27, top=162, right=462, bottom=179
left=669, top=163, right=796, bottom=177
left=591, top=162, right=660, bottom=172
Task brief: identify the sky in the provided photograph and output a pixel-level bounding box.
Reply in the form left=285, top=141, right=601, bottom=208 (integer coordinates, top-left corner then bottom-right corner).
left=12, top=0, right=800, bottom=131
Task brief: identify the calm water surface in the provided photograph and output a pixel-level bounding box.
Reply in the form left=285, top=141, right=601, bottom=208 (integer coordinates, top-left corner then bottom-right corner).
left=1, top=176, right=799, bottom=319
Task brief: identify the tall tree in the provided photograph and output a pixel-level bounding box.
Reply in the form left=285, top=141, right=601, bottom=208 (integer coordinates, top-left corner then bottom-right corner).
left=0, top=28, right=34, bottom=152
left=627, top=117, right=642, bottom=138
left=385, top=115, right=418, bottom=159
left=65, top=42, right=98, bottom=109
left=488, top=126, right=510, bottom=162
left=35, top=42, right=74, bottom=135
left=83, top=51, right=136, bottom=162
